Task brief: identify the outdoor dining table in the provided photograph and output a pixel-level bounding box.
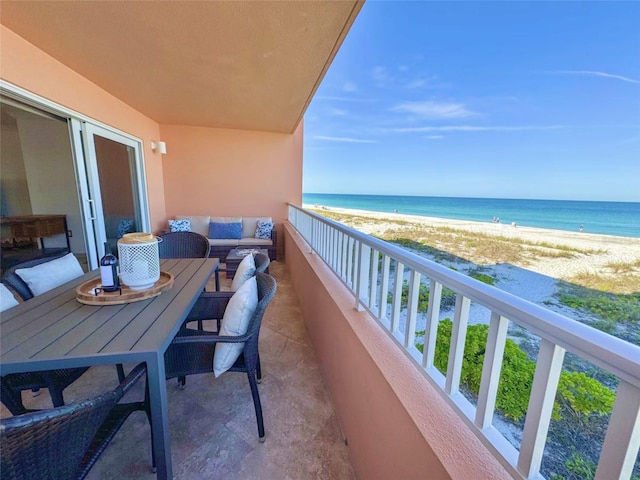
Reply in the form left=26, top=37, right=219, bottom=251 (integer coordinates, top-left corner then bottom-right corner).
left=0, top=257, right=219, bottom=479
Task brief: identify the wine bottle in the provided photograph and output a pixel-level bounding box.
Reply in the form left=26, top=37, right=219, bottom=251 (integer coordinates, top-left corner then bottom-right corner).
left=100, top=241, right=120, bottom=292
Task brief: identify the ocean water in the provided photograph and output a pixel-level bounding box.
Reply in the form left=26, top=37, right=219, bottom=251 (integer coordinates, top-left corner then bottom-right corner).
left=302, top=193, right=640, bottom=238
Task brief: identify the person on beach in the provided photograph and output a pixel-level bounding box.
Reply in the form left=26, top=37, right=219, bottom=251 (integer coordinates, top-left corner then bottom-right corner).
left=579, top=224, right=584, bottom=232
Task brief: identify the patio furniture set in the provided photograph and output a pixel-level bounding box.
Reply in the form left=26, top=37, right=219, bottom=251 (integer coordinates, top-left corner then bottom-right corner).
left=167, top=215, right=277, bottom=261
left=0, top=230, right=276, bottom=479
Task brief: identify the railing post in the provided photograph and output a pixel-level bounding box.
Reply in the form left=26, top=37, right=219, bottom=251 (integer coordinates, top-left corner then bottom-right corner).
left=423, top=279, right=442, bottom=369
left=518, top=339, right=565, bottom=478
left=378, top=255, right=390, bottom=321
left=390, top=262, right=404, bottom=334
left=445, top=295, right=471, bottom=395
left=355, top=242, right=370, bottom=311
left=346, top=236, right=355, bottom=289
left=595, top=381, right=640, bottom=480
left=475, top=312, right=509, bottom=428
left=404, top=270, right=421, bottom=349
left=341, top=233, right=348, bottom=281
left=368, top=250, right=379, bottom=310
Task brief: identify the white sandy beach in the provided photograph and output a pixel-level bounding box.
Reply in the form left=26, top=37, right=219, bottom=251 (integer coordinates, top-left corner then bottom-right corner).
left=304, top=204, right=640, bottom=281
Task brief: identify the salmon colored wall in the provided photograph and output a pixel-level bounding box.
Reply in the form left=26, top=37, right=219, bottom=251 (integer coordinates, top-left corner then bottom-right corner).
left=284, top=223, right=513, bottom=480
left=160, top=123, right=303, bottom=254
left=0, top=26, right=167, bottom=233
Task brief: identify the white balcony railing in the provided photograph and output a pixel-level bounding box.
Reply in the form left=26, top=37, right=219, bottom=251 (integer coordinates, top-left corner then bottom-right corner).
left=288, top=204, right=640, bottom=480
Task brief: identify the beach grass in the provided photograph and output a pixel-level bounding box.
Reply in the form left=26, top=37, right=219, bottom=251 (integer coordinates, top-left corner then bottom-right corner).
left=309, top=207, right=639, bottom=297
left=310, top=208, right=604, bottom=267
left=563, top=259, right=640, bottom=294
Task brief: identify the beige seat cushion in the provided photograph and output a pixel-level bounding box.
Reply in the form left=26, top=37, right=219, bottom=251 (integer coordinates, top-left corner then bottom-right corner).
left=208, top=239, right=240, bottom=247
left=176, top=215, right=211, bottom=237
left=238, top=238, right=272, bottom=246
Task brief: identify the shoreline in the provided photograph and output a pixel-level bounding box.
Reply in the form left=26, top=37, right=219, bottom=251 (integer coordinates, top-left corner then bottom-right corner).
left=303, top=203, right=640, bottom=243
left=304, top=204, right=640, bottom=283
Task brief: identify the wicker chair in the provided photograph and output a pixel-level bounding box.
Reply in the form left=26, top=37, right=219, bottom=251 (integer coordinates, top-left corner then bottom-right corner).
left=165, top=272, right=277, bottom=441
left=254, top=252, right=270, bottom=274
left=158, top=231, right=210, bottom=259
left=0, top=363, right=154, bottom=479
left=1, top=254, right=92, bottom=414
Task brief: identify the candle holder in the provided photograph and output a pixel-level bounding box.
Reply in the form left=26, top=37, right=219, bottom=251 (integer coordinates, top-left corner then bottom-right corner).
left=117, top=233, right=161, bottom=290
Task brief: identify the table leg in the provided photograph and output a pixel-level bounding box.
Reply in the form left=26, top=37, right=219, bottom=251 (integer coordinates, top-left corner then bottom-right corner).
left=146, top=353, right=172, bottom=479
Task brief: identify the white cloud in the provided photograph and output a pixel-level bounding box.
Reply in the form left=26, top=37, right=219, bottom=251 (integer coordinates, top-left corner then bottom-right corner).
left=327, top=107, right=347, bottom=116
left=551, top=70, right=639, bottom=84
left=314, top=135, right=376, bottom=143
left=388, top=125, right=565, bottom=133
left=391, top=101, right=476, bottom=119
left=426, top=135, right=444, bottom=139
left=373, top=66, right=392, bottom=86
left=343, top=81, right=357, bottom=92
left=398, top=65, right=409, bottom=72
left=405, top=79, right=426, bottom=89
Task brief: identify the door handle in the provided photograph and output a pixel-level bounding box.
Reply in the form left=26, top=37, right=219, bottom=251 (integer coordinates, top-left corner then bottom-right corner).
left=86, top=199, right=96, bottom=221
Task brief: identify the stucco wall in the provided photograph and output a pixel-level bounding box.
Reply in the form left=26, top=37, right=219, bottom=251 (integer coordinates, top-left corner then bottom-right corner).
left=160, top=124, right=303, bottom=256
left=0, top=25, right=166, bottom=233
left=1, top=26, right=304, bottom=251
left=284, top=222, right=513, bottom=480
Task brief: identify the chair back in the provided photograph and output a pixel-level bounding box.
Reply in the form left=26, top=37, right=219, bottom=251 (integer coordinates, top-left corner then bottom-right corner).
left=244, top=272, right=277, bottom=347
left=158, top=231, right=210, bottom=259
left=1, top=254, right=68, bottom=301
left=0, top=363, right=146, bottom=480
left=253, top=253, right=270, bottom=274
left=0, top=364, right=145, bottom=479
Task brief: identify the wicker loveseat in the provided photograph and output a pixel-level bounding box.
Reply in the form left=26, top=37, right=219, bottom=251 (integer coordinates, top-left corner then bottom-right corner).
left=168, top=215, right=277, bottom=261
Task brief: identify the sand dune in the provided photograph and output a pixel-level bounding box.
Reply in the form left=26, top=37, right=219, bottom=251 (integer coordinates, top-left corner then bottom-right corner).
left=304, top=204, right=640, bottom=282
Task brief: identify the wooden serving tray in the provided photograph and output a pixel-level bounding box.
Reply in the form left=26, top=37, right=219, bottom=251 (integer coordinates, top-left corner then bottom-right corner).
left=76, top=271, right=174, bottom=305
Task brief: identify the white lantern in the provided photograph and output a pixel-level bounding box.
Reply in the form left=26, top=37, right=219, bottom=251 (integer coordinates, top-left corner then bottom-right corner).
left=117, top=233, right=160, bottom=290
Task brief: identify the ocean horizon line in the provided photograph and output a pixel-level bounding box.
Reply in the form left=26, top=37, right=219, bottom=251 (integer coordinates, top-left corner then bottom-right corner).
left=302, top=193, right=640, bottom=238
left=303, top=192, right=640, bottom=205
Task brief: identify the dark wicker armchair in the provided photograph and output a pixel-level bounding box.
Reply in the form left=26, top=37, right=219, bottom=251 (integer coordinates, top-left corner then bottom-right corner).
left=1, top=254, right=92, bottom=414
left=164, top=272, right=277, bottom=441
left=158, top=231, right=210, bottom=259
left=0, top=363, right=154, bottom=479
left=1, top=368, right=91, bottom=416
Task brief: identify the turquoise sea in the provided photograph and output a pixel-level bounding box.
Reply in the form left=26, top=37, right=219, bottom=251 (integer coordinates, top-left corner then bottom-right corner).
left=302, top=193, right=640, bottom=238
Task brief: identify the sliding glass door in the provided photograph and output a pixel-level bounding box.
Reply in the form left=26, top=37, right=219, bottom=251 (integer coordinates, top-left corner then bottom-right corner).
left=1, top=86, right=151, bottom=272
left=76, top=122, right=149, bottom=269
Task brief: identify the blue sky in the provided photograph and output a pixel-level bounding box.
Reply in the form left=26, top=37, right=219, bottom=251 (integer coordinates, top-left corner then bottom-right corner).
left=302, top=1, right=640, bottom=202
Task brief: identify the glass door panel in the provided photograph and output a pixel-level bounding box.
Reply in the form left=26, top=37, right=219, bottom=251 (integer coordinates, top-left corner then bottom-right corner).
left=81, top=123, right=149, bottom=268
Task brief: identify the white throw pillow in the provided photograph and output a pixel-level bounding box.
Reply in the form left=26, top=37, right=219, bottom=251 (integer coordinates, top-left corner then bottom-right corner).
left=15, top=253, right=84, bottom=296
left=0, top=283, right=19, bottom=312
left=213, top=276, right=258, bottom=377
left=230, top=253, right=256, bottom=291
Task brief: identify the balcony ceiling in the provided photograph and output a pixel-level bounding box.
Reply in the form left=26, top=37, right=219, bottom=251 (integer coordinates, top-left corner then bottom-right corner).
left=0, top=1, right=363, bottom=133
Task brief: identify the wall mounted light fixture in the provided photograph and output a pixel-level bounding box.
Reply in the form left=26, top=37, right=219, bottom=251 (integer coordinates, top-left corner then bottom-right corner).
left=150, top=141, right=167, bottom=155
